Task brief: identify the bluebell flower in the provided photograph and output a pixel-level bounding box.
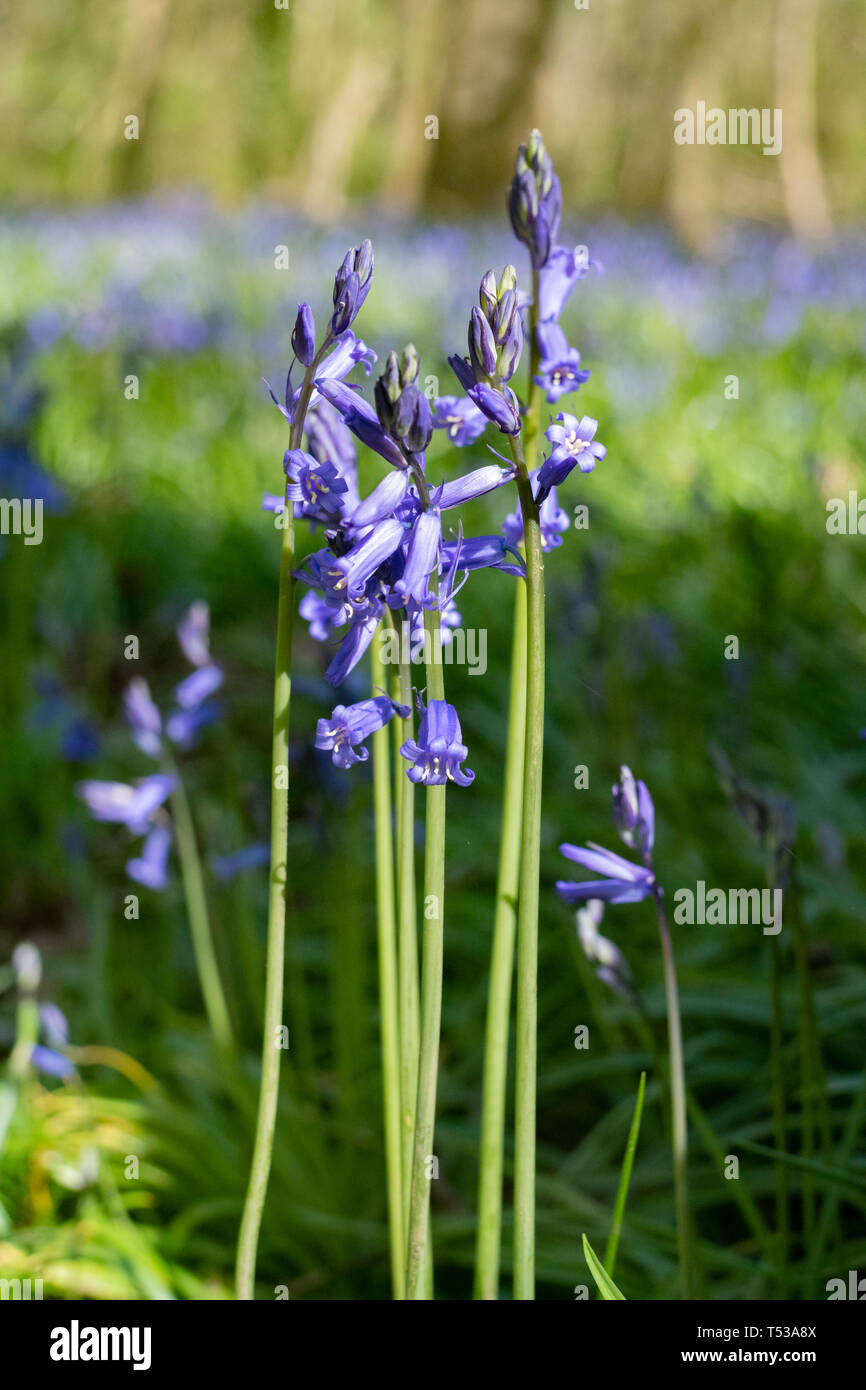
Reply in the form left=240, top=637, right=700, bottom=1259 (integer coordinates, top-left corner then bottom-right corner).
left=401, top=698, right=475, bottom=787
left=345, top=469, right=410, bottom=535
left=437, top=464, right=515, bottom=511
left=332, top=517, right=405, bottom=598
left=284, top=449, right=349, bottom=521
left=266, top=331, right=375, bottom=426
left=76, top=774, right=176, bottom=834
left=504, top=472, right=569, bottom=551
left=316, top=694, right=407, bottom=769
left=123, top=678, right=162, bottom=757
left=325, top=605, right=384, bottom=688
left=30, top=1044, right=76, bottom=1079
left=611, top=765, right=655, bottom=857
left=431, top=396, right=487, bottom=447
left=538, top=243, right=594, bottom=323
left=556, top=841, right=656, bottom=906
left=165, top=701, right=221, bottom=748
left=536, top=413, right=606, bottom=502
left=126, top=824, right=172, bottom=891
left=211, top=843, right=271, bottom=880
left=299, top=591, right=343, bottom=642
left=440, top=534, right=526, bottom=578
left=468, top=383, right=521, bottom=435
left=174, top=664, right=223, bottom=710
left=315, top=377, right=406, bottom=472
left=391, top=507, right=441, bottom=607
left=534, top=321, right=591, bottom=404
left=177, top=601, right=211, bottom=667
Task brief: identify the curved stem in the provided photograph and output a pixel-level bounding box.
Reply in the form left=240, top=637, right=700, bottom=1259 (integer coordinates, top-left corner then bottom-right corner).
left=653, top=891, right=691, bottom=1298
left=474, top=578, right=526, bottom=1298
left=405, top=605, right=446, bottom=1299
left=509, top=425, right=545, bottom=1301
left=165, top=756, right=233, bottom=1053
left=370, top=630, right=405, bottom=1298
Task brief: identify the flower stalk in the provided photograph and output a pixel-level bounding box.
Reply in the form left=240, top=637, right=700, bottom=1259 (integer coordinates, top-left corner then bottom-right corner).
left=509, top=424, right=546, bottom=1301
left=370, top=630, right=405, bottom=1299
left=405, top=605, right=447, bottom=1299
left=235, top=343, right=325, bottom=1299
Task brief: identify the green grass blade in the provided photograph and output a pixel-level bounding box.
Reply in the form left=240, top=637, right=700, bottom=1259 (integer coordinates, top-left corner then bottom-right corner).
left=604, top=1070, right=646, bottom=1276
left=583, top=1233, right=626, bottom=1300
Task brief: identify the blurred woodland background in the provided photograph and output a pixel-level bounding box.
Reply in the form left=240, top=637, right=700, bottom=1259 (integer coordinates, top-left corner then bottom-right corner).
left=1, top=0, right=862, bottom=240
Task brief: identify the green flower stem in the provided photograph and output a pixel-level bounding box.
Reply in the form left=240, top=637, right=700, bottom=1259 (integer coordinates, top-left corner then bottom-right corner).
left=393, top=631, right=421, bottom=1240
left=236, top=349, right=322, bottom=1300
left=370, top=629, right=405, bottom=1299
left=165, top=755, right=233, bottom=1054
left=475, top=269, right=542, bottom=1302
left=508, top=426, right=546, bottom=1301
left=473, top=577, right=527, bottom=1300
left=405, top=605, right=446, bottom=1299
left=654, top=892, right=692, bottom=1298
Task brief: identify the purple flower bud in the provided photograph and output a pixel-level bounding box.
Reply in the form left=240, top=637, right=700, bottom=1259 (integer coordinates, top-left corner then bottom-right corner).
left=468, top=384, right=521, bottom=435
left=469, top=306, right=498, bottom=381
left=331, top=240, right=374, bottom=334
left=479, top=270, right=498, bottom=322
left=177, top=601, right=211, bottom=667
left=332, top=269, right=360, bottom=336
left=448, top=354, right=477, bottom=394
left=612, top=766, right=655, bottom=856
left=508, top=130, right=561, bottom=269
left=291, top=302, right=316, bottom=367
left=394, top=384, right=433, bottom=454
left=497, top=308, right=523, bottom=383
left=400, top=698, right=475, bottom=787
left=123, top=678, right=162, bottom=758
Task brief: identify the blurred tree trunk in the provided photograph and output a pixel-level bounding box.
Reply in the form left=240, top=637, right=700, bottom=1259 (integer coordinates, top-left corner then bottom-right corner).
left=774, top=0, right=832, bottom=240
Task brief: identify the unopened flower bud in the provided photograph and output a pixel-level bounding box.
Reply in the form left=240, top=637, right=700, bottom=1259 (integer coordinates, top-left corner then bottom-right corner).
left=469, top=306, right=498, bottom=382
left=291, top=302, right=316, bottom=367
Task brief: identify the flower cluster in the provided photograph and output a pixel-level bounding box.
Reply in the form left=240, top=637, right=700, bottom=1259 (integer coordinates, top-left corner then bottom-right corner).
left=277, top=132, right=604, bottom=784
left=76, top=601, right=223, bottom=890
